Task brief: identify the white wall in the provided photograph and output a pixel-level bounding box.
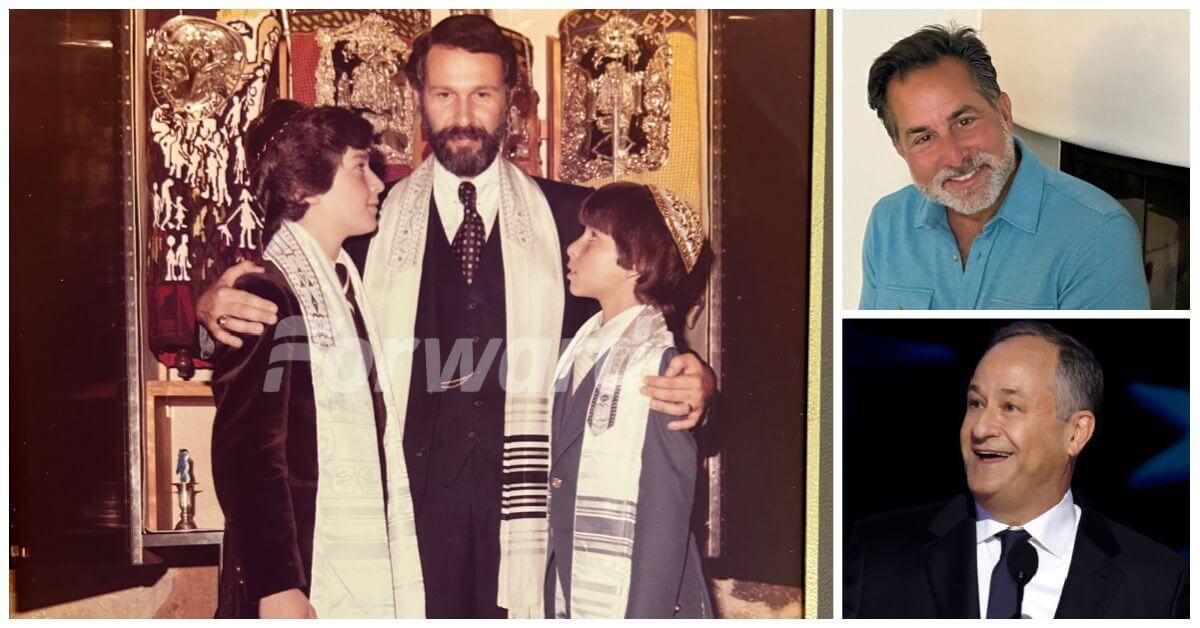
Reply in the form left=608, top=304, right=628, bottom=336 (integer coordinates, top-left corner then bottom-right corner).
left=983, top=10, right=1189, bottom=168
left=840, top=10, right=982, bottom=308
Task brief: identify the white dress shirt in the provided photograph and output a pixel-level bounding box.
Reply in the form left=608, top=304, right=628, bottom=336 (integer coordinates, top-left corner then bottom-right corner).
left=975, top=489, right=1081, bottom=619
left=571, top=305, right=647, bottom=391
left=433, top=156, right=501, bottom=243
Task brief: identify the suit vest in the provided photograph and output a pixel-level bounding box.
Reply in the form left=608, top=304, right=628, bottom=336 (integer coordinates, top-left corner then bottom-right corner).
left=403, top=197, right=508, bottom=506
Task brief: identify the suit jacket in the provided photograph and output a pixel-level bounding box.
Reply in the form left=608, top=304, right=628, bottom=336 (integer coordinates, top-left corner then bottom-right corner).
left=545, top=349, right=712, bottom=618
left=210, top=264, right=320, bottom=618
left=844, top=494, right=1189, bottom=619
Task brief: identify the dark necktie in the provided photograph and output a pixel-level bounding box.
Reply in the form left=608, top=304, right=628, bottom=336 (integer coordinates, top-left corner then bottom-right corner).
left=335, top=261, right=360, bottom=315
left=335, top=261, right=389, bottom=501
left=986, top=528, right=1032, bottom=619
left=451, top=180, right=485, bottom=285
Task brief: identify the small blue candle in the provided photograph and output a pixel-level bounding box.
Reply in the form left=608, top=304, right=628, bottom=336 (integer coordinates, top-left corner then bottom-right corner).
left=176, top=449, right=191, bottom=484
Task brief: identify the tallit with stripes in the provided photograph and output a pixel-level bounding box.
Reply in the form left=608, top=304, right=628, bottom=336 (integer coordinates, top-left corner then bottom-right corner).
left=264, top=221, right=425, bottom=617
left=364, top=156, right=563, bottom=617
left=551, top=306, right=674, bottom=618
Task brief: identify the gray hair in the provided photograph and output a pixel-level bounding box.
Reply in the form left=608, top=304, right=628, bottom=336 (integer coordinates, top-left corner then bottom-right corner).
left=867, top=24, right=1002, bottom=142
left=987, top=322, right=1104, bottom=421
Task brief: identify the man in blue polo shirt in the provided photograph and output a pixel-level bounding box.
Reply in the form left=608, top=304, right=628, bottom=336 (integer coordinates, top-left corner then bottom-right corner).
left=859, top=25, right=1149, bottom=310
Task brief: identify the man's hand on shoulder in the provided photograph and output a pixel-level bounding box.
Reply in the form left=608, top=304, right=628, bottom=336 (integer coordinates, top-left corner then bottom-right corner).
left=642, top=352, right=717, bottom=431
left=196, top=260, right=278, bottom=349
left=258, top=588, right=317, bottom=618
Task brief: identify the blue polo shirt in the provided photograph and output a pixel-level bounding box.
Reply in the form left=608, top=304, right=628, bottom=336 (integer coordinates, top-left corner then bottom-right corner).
left=859, top=138, right=1150, bottom=309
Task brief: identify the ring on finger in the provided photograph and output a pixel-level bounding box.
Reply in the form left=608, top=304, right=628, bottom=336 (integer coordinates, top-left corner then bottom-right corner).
left=217, top=315, right=229, bottom=328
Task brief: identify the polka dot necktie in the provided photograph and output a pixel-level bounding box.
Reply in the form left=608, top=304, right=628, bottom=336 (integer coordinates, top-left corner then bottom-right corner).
left=451, top=181, right=485, bottom=285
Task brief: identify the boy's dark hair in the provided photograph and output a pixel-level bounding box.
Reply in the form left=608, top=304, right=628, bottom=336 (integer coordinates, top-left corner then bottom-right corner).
left=244, top=99, right=374, bottom=239
left=579, top=181, right=711, bottom=333
left=405, top=14, right=519, bottom=93
left=867, top=24, right=1002, bottom=141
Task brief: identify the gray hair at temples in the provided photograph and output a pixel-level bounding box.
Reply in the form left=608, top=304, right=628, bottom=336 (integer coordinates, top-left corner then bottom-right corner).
left=867, top=24, right=1003, bottom=142
left=986, top=321, right=1105, bottom=423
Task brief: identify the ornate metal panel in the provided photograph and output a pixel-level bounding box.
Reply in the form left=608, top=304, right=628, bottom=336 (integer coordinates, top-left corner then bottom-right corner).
left=559, top=12, right=674, bottom=182
left=148, top=16, right=246, bottom=121
left=313, top=13, right=416, bottom=168
left=558, top=10, right=702, bottom=214
left=287, top=9, right=429, bottom=182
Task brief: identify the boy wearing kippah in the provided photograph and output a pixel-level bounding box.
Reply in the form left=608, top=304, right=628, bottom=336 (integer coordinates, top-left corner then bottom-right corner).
left=545, top=182, right=712, bottom=618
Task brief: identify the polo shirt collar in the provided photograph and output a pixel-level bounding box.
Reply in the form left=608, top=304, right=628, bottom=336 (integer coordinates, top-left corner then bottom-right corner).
left=912, top=136, right=1045, bottom=235
left=914, top=193, right=949, bottom=231
left=991, top=136, right=1044, bottom=235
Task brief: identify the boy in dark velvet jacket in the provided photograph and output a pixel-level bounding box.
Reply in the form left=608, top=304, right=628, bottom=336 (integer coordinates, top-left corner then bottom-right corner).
left=211, top=100, right=423, bottom=618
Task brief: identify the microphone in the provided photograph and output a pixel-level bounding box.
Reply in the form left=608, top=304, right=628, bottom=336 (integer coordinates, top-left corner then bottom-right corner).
left=1006, top=538, right=1039, bottom=619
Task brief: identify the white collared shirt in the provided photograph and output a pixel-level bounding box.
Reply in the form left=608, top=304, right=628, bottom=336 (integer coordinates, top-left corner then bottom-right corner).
left=433, top=156, right=501, bottom=243
left=571, top=305, right=647, bottom=391
left=975, top=489, right=1081, bottom=619
left=589, top=304, right=648, bottom=357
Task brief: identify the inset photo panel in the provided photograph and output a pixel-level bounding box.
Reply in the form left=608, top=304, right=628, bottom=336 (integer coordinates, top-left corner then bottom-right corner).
left=842, top=10, right=1188, bottom=310
left=842, top=318, right=1188, bottom=618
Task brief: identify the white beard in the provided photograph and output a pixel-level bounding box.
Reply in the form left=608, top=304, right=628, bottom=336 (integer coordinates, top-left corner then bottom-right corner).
left=916, top=126, right=1017, bottom=216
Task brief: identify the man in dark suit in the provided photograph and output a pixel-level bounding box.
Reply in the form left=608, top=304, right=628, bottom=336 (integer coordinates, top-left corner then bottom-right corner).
left=195, top=15, right=715, bottom=619
left=844, top=322, right=1188, bottom=619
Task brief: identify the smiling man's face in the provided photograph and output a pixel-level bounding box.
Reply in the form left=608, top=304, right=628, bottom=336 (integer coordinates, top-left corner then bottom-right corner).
left=960, top=335, right=1078, bottom=523
left=887, top=57, right=1017, bottom=216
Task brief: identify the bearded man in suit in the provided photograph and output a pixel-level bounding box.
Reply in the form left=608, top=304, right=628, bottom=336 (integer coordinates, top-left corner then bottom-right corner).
left=196, top=14, right=715, bottom=619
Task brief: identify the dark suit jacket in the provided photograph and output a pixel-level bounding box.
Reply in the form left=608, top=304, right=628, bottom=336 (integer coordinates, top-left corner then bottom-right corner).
left=545, top=349, right=712, bottom=618
left=844, top=494, right=1189, bottom=619
left=210, top=264, right=319, bottom=618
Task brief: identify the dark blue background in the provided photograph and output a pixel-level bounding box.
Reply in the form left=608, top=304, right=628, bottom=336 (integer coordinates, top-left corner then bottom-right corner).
left=842, top=319, right=1189, bottom=560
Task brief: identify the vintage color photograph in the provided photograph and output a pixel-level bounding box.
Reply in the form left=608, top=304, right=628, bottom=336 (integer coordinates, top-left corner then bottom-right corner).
left=8, top=8, right=833, bottom=619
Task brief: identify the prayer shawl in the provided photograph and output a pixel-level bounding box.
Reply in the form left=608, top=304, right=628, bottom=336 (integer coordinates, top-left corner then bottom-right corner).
left=551, top=306, right=675, bottom=618
left=264, top=221, right=424, bottom=617
left=364, top=157, right=564, bottom=617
